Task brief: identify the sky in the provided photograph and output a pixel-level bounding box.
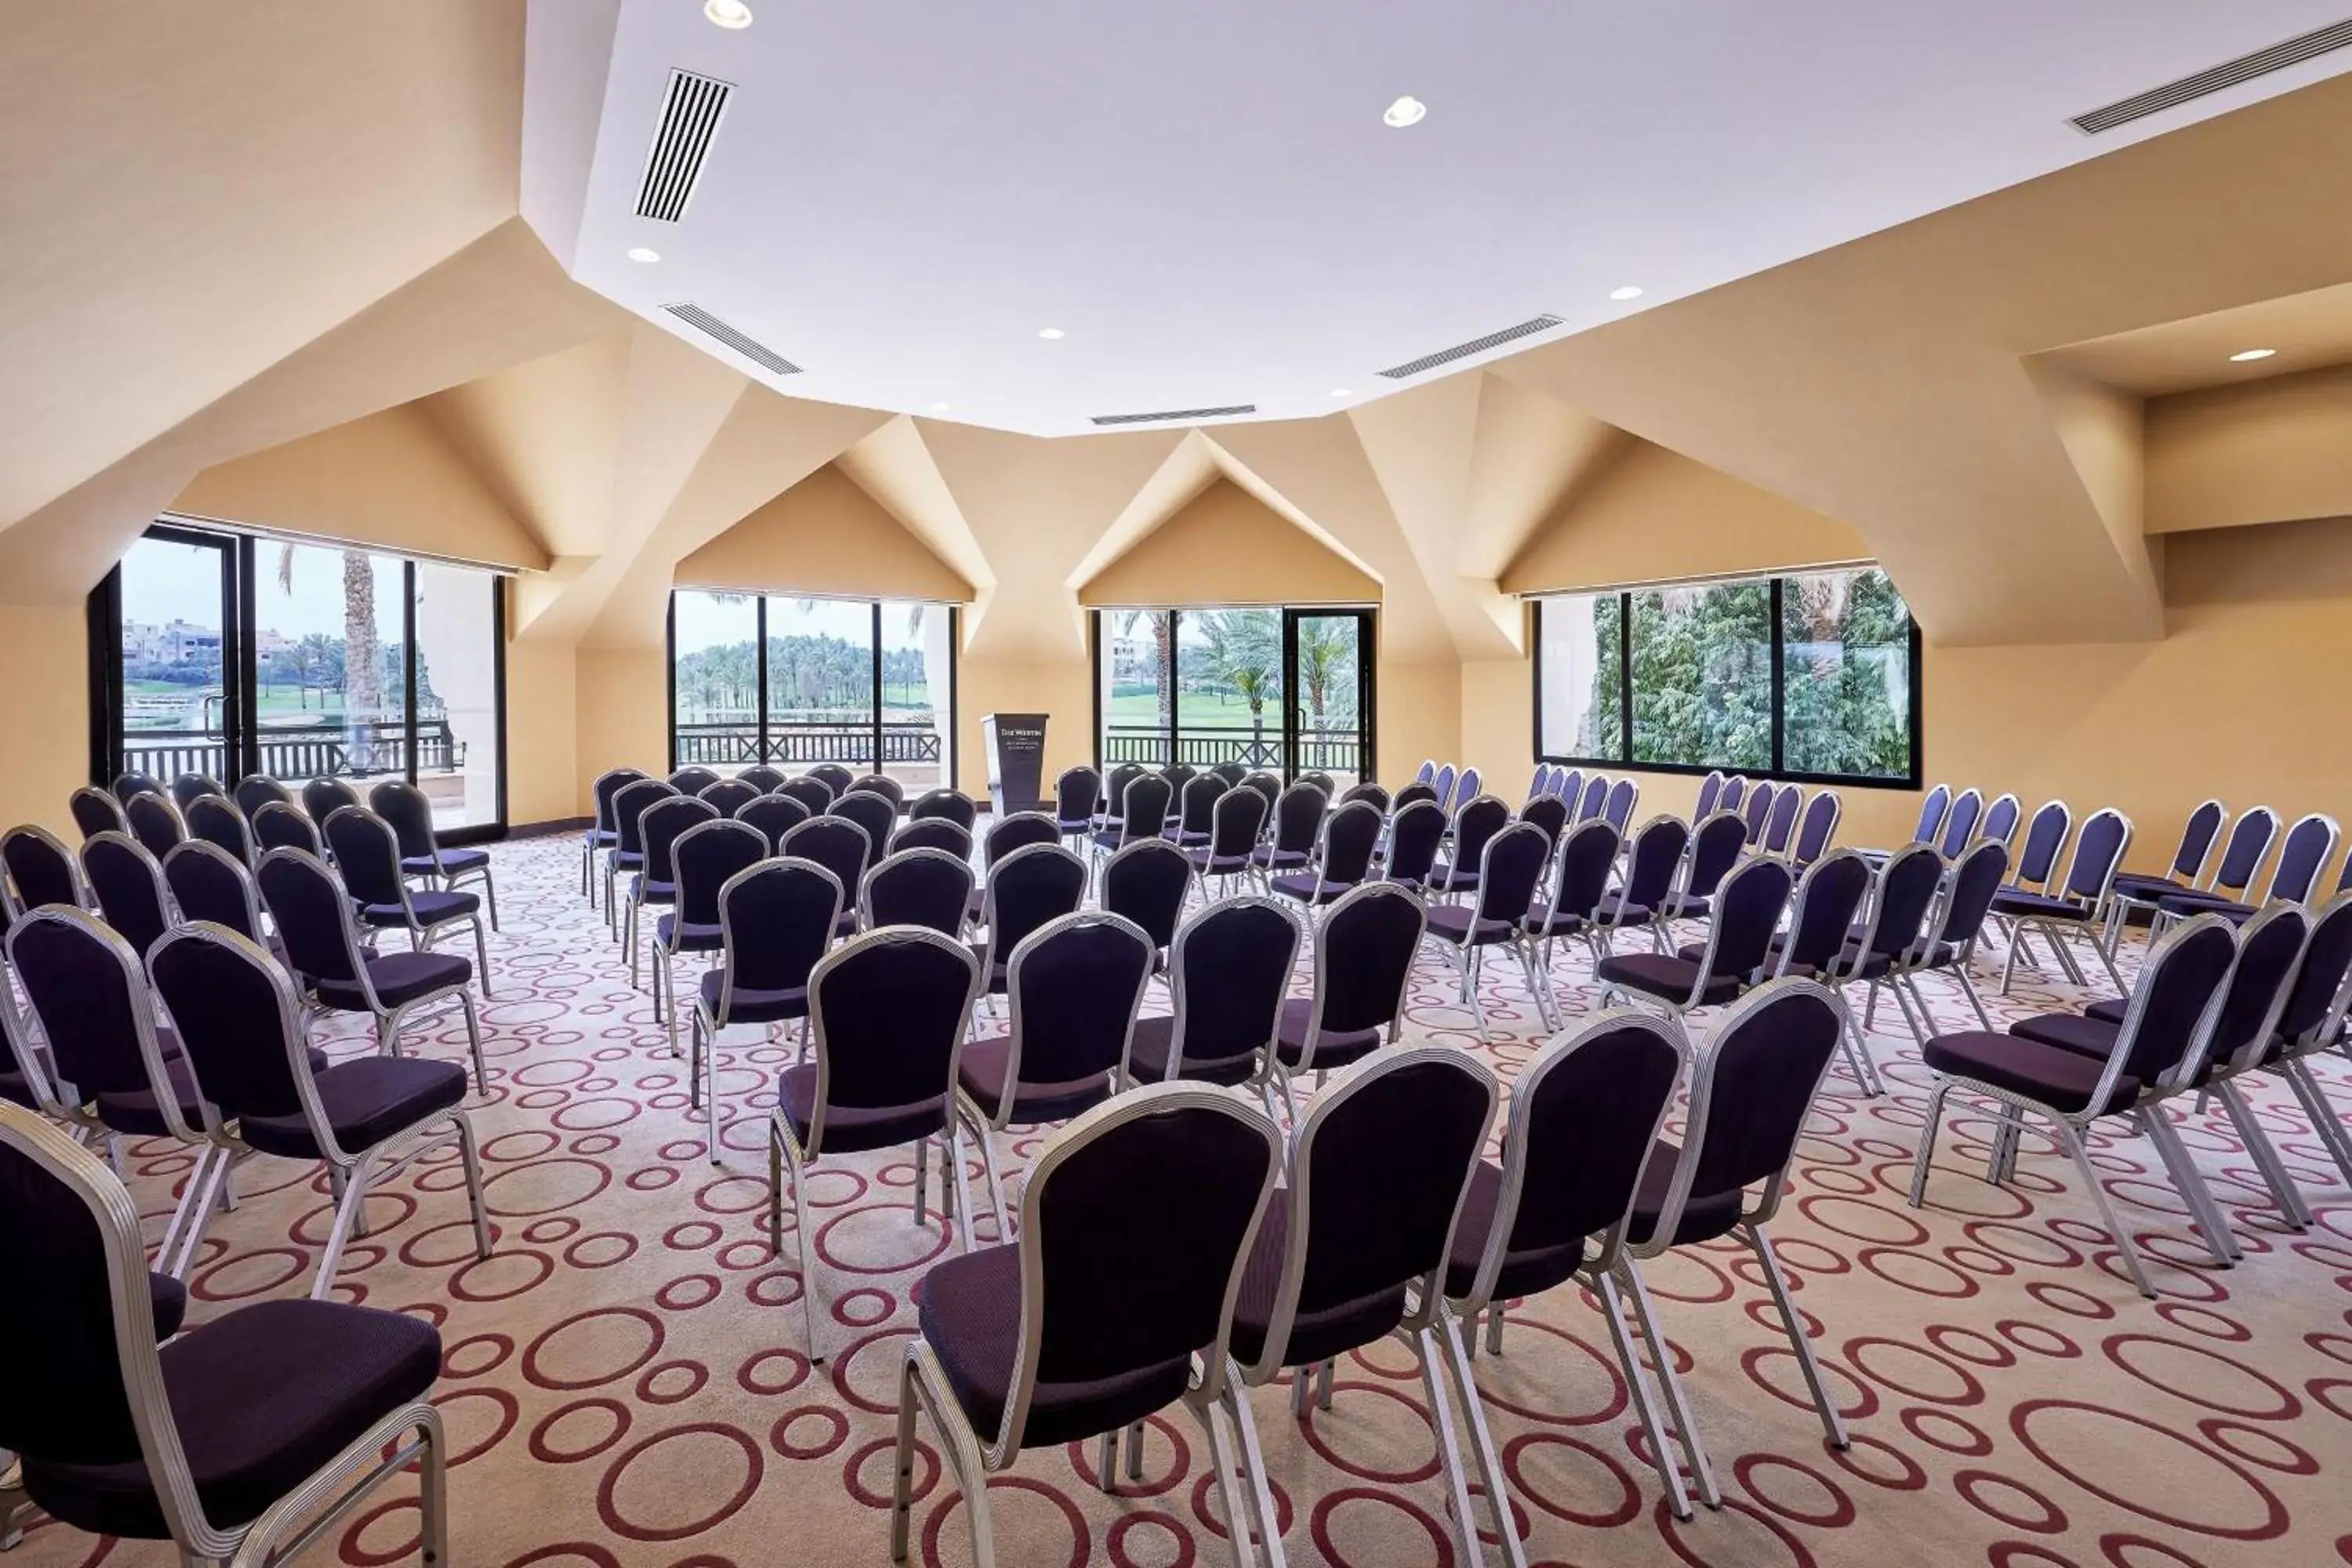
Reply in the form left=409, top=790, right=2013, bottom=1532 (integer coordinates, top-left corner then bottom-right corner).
left=122, top=538, right=414, bottom=641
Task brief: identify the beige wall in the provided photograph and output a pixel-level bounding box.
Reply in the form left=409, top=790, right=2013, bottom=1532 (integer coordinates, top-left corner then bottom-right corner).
left=0, top=604, right=88, bottom=837
left=573, top=646, right=667, bottom=814
left=673, top=464, right=974, bottom=603
left=2145, top=365, right=2352, bottom=535
left=503, top=618, right=579, bottom=823
left=1080, top=479, right=1381, bottom=607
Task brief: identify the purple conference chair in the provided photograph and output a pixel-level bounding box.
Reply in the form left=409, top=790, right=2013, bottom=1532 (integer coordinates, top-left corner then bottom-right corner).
left=1517, top=793, right=1569, bottom=857
left=1935, top=786, right=1985, bottom=860
left=807, top=762, right=856, bottom=797
left=1597, top=855, right=1791, bottom=1024
left=863, top=847, right=975, bottom=938
left=169, top=773, right=225, bottom=811
left=1427, top=796, right=1508, bottom=899
left=1172, top=773, right=1225, bottom=848
left=1692, top=769, right=1725, bottom=819
left=699, top=777, right=763, bottom=817
left=848, top=773, right=906, bottom=812
left=688, top=857, right=843, bottom=1162
left=2156, top=811, right=2338, bottom=929
left=123, top=792, right=185, bottom=859
left=2241, top=891, right=2352, bottom=1211
left=972, top=842, right=1087, bottom=996
left=1528, top=819, right=1622, bottom=998
left=250, top=799, right=322, bottom=859
left=2105, top=796, right=2228, bottom=944
left=1248, top=783, right=1326, bottom=887
left=1740, top=781, right=1776, bottom=847
left=966, top=809, right=1061, bottom=924
left=887, top=816, right=972, bottom=859
left=782, top=815, right=873, bottom=940
left=1102, top=837, right=1192, bottom=956
left=162, top=840, right=269, bottom=947
left=736, top=790, right=811, bottom=852
left=1185, top=783, right=1268, bottom=898
left=831, top=790, right=899, bottom=882
left=2002, top=798, right=2072, bottom=898
left=1051, top=766, right=1101, bottom=846
left=1339, top=780, right=1389, bottom=815
left=1787, top=786, right=1843, bottom=870
left=737, top=764, right=789, bottom=793
left=1991, top=807, right=2133, bottom=993
left=372, top=778, right=495, bottom=921
left=78, top=833, right=174, bottom=960
left=601, top=776, right=677, bottom=931
left=1091, top=772, right=1172, bottom=858
left=1093, top=763, right=1145, bottom=834
left=1903, top=838, right=2012, bottom=1035
left=1129, top=897, right=1303, bottom=1094
left=1658, top=809, right=1747, bottom=927
left=778, top=774, right=836, bottom=815
left=1758, top=783, right=1803, bottom=858
left=1554, top=768, right=1584, bottom=811
left=1379, top=798, right=1447, bottom=893
left=655, top=818, right=768, bottom=1056
left=1267, top=881, right=1426, bottom=1097
left=1271, top=799, right=1383, bottom=910
left=325, top=805, right=495, bottom=998
left=2, top=824, right=91, bottom=918
left=181, top=793, right=254, bottom=870
left=1576, top=773, right=1610, bottom=824
left=1976, top=791, right=2023, bottom=853
left=1590, top=814, right=1692, bottom=955
left=1429, top=764, right=1458, bottom=816
left=667, top=765, right=722, bottom=796
left=911, top=787, right=978, bottom=830
left=1425, top=820, right=1553, bottom=1036
left=300, top=775, right=362, bottom=825
left=1835, top=841, right=1947, bottom=1080
left=580, top=766, right=648, bottom=906
left=68, top=786, right=126, bottom=842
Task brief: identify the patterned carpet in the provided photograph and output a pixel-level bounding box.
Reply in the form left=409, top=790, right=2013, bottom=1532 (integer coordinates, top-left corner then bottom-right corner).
left=10, top=833, right=2352, bottom=1568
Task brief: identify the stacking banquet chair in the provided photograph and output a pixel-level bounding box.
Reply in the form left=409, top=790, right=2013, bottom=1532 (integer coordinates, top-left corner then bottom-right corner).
left=601, top=776, right=677, bottom=932
left=1093, top=762, right=1145, bottom=837
left=1340, top=780, right=1390, bottom=815
left=1270, top=798, right=1382, bottom=914
left=1210, top=760, right=1248, bottom=786
left=1429, top=764, right=1457, bottom=816
left=698, top=776, right=762, bottom=817
left=1714, top=774, right=1745, bottom=816
left=2156, top=811, right=2339, bottom=930
left=124, top=791, right=186, bottom=858
left=1515, top=792, right=1569, bottom=860
left=618, top=795, right=720, bottom=1000
left=1759, top=782, right=1803, bottom=858
left=1229, top=1048, right=1505, bottom=1568
left=1413, top=758, right=1437, bottom=786
left=1240, top=768, right=1285, bottom=828
left=768, top=927, right=984, bottom=1360
left=1443, top=1009, right=1693, bottom=1532
left=1976, top=792, right=2022, bottom=855
left=324, top=808, right=495, bottom=998
left=1693, top=769, right=1726, bottom=819
left=1161, top=764, right=1200, bottom=806
left=256, top=848, right=490, bottom=1096
left=1754, top=848, right=1878, bottom=1092
left=371, top=779, right=497, bottom=927
left=2, top=824, right=91, bottom=917
left=1264, top=881, right=1425, bottom=1116
left=1659, top=809, right=1748, bottom=934
left=2000, top=798, right=2072, bottom=905
left=653, top=818, right=769, bottom=1058
left=1425, top=820, right=1553, bottom=1037
left=1092, top=771, right=1173, bottom=866
left=163, top=840, right=271, bottom=949
left=808, top=762, right=856, bottom=796
left=300, top=775, right=362, bottom=825
left=2103, top=797, right=2230, bottom=949
left=1860, top=782, right=1951, bottom=868
left=1102, top=837, right=1192, bottom=960
left=149, top=924, right=492, bottom=1298
left=688, top=858, right=843, bottom=1162
left=1617, top=980, right=1856, bottom=1512
left=965, top=810, right=1060, bottom=927
left=2137, top=805, right=2275, bottom=935
left=1526, top=818, right=1622, bottom=1011
left=1597, top=856, right=1793, bottom=1033
left=1900, top=838, right=2012, bottom=1035
left=953, top=911, right=1155, bottom=1237
left=2234, top=890, right=2352, bottom=1212
left=1380, top=797, right=1447, bottom=894
left=862, top=847, right=976, bottom=938
left=249, top=799, right=322, bottom=858
left=1574, top=773, right=1609, bottom=826
left=667, top=765, right=721, bottom=796
left=1129, top=897, right=1303, bottom=1100
left=1589, top=814, right=1691, bottom=956
left=1991, top=807, right=2132, bottom=993
left=1172, top=773, right=1225, bottom=849
left=848, top=774, right=906, bottom=811
left=887, top=815, right=972, bottom=860
left=182, top=794, right=254, bottom=869
left=1526, top=764, right=1552, bottom=800
left=1541, top=767, right=1570, bottom=800
left=169, top=773, right=225, bottom=811
left=69, top=785, right=127, bottom=840
left=971, top=842, right=1087, bottom=1000
left=1832, top=842, right=1946, bottom=1068
left=1601, top=777, right=1641, bottom=835
left=909, top=786, right=979, bottom=831
left=1249, top=782, right=1325, bottom=891
left=0, top=1103, right=452, bottom=1568
left=230, top=773, right=292, bottom=819
left=1426, top=795, right=1508, bottom=902
left=1740, top=782, right=1776, bottom=848
left=778, top=774, right=836, bottom=815
left=1051, top=766, right=1101, bottom=848
left=1186, top=782, right=1269, bottom=898
left=738, top=789, right=812, bottom=852
left=1934, top=786, right=1985, bottom=862
left=739, top=764, right=789, bottom=793
left=1786, top=786, right=1845, bottom=872
left=80, top=832, right=175, bottom=960
left=1909, top=913, right=2239, bottom=1298
left=1388, top=779, right=1439, bottom=816
left=830, top=790, right=899, bottom=882
left=1446, top=767, right=1479, bottom=815
left=111, top=771, right=168, bottom=806
left=891, top=1084, right=1283, bottom=1568
left=781, top=815, right=872, bottom=940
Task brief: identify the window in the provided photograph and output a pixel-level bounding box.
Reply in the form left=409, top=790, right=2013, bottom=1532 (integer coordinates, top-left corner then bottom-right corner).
left=667, top=591, right=958, bottom=789
left=1532, top=565, right=1918, bottom=786
left=1092, top=606, right=1374, bottom=783
left=95, top=522, right=508, bottom=837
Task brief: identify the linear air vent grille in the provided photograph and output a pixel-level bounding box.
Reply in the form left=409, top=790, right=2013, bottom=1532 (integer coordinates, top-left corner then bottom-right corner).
left=636, top=69, right=734, bottom=220
left=662, top=303, right=801, bottom=376
left=1089, top=405, right=1258, bottom=426
left=1377, top=314, right=1566, bottom=379
left=2069, top=20, right=2352, bottom=134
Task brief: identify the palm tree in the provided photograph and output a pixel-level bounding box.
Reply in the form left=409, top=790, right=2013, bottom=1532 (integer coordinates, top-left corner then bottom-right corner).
left=1118, top=609, right=1174, bottom=735
left=1293, top=619, right=1356, bottom=735
left=280, top=545, right=381, bottom=769
left=1195, top=611, right=1281, bottom=750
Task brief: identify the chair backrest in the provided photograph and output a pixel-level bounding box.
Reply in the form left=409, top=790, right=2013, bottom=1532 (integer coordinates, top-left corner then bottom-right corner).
left=255, top=848, right=368, bottom=988
left=667, top=767, right=721, bottom=795
left=1101, top=764, right=1145, bottom=818
left=911, top=788, right=979, bottom=830
left=888, top=817, right=973, bottom=860
left=68, top=786, right=126, bottom=841
left=2198, top=901, right=2311, bottom=1080
left=590, top=768, right=648, bottom=834
left=1600, top=778, right=1640, bottom=833
left=2013, top=799, right=2071, bottom=888
left=1452, top=768, right=1482, bottom=812
left=1741, top=782, right=1776, bottom=845
left=807, top=763, right=855, bottom=796
left=1911, top=783, right=1953, bottom=846
left=699, top=778, right=763, bottom=816
left=612, top=779, right=679, bottom=856
left=320, top=807, right=409, bottom=909
left=1178, top=774, right=1226, bottom=837
left=181, top=794, right=253, bottom=868
left=123, top=792, right=184, bottom=858
left=367, top=780, right=439, bottom=862
left=1473, top=821, right=1551, bottom=925
left=1789, top=788, right=1842, bottom=869
left=1207, top=761, right=1245, bottom=786
left=1117, top=773, right=1174, bottom=842
left=1428, top=764, right=1457, bottom=812
left=1775, top=851, right=1871, bottom=978
left=1577, top=774, right=1610, bottom=823
left=2170, top=798, right=2229, bottom=886
left=715, top=858, right=842, bottom=1005
left=982, top=843, right=1088, bottom=957
left=1207, top=785, right=1269, bottom=860
left=1382, top=800, right=1447, bottom=888
left=1928, top=840, right=2012, bottom=956
left=301, top=776, right=361, bottom=822
left=2, top=825, right=89, bottom=916
left=780, top=817, right=870, bottom=909
left=1102, top=839, right=1191, bottom=950
left=1241, top=771, right=1283, bottom=819
left=1414, top=759, right=1436, bottom=785
left=739, top=764, right=789, bottom=793
left=162, top=840, right=265, bottom=942
left=736, top=792, right=811, bottom=852
left=1162, top=898, right=1302, bottom=1076
left=1716, top=775, right=1745, bottom=814
left=1243, top=1049, right=1496, bottom=1380
left=1457, top=1011, right=1687, bottom=1307
left=1550, top=820, right=1621, bottom=923
left=1448, top=796, right=1510, bottom=873
left=1551, top=767, right=1579, bottom=803
left=848, top=775, right=906, bottom=811
left=1305, top=884, right=1426, bottom=1046
left=249, top=800, right=322, bottom=858
left=1762, top=785, right=1803, bottom=855
left=2274, top=890, right=2352, bottom=1051
left=149, top=924, right=315, bottom=1132
left=2059, top=808, right=2132, bottom=906
left=1517, top=793, right=1569, bottom=851
left=1269, top=783, right=1327, bottom=855
left=1162, top=764, right=1199, bottom=803
left=641, top=797, right=720, bottom=887
left=1340, top=781, right=1390, bottom=815
left=995, top=1085, right=1279, bottom=1450
left=80, top=833, right=173, bottom=958
left=1682, top=810, right=1749, bottom=904
left=984, top=810, right=1062, bottom=867
left=2100, top=915, right=2238, bottom=1100
left=673, top=818, right=768, bottom=927
left=1620, top=815, right=1692, bottom=912
left=169, top=773, right=223, bottom=811
left=1693, top=771, right=1725, bottom=819
left=1389, top=781, right=1439, bottom=815
left=778, top=776, right=835, bottom=815
left=1318, top=800, right=1384, bottom=887
left=1051, top=768, right=1101, bottom=826
left=111, top=771, right=166, bottom=804
left=1696, top=856, right=1794, bottom=982
left=1978, top=792, right=2022, bottom=852
left=861, top=848, right=976, bottom=938
left=2208, top=806, right=2278, bottom=898
left=829, top=792, right=898, bottom=878
left=2262, top=812, right=2339, bottom=905
left=804, top=928, right=980, bottom=1133
left=6, top=906, right=172, bottom=1102
left=996, top=913, right=1154, bottom=1099
left=1936, top=787, right=1984, bottom=860
left=1857, top=843, right=1945, bottom=963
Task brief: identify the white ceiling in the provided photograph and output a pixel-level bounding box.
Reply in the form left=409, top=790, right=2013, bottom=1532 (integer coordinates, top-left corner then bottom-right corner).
left=528, top=0, right=2352, bottom=436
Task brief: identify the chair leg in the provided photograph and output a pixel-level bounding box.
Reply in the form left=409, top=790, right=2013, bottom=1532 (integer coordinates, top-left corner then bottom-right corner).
left=1956, top=968, right=1994, bottom=1032
left=2215, top=1080, right=2312, bottom=1231
left=313, top=1147, right=384, bottom=1300
left=1747, top=1224, right=1849, bottom=1447
left=1434, top=1310, right=1531, bottom=1568
left=1096, top=1428, right=1120, bottom=1494
left=776, top=1131, right=826, bottom=1357
left=1197, top=1378, right=1284, bottom=1568
left=452, top=1111, right=493, bottom=1262
left=2279, top=1061, right=2352, bottom=1187
left=1616, top=1258, right=1721, bottom=1508
left=456, top=994, right=488, bottom=1098
left=2139, top=1105, right=2240, bottom=1266
left=1409, top=1326, right=1487, bottom=1568
left=470, top=916, right=493, bottom=999
left=1838, top=1008, right=1885, bottom=1098
left=946, top=1123, right=975, bottom=1254
left=974, top=1121, right=1011, bottom=1243
left=912, top=1134, right=931, bottom=1229
left=2089, top=924, right=2127, bottom=993
left=1907, top=1080, right=1954, bottom=1208
left=1902, top=973, right=1940, bottom=1038
left=1592, top=1268, right=1693, bottom=1520
left=481, top=869, right=500, bottom=932
left=897, top=1348, right=997, bottom=1568
left=1485, top=1303, right=1505, bottom=1355
left=158, top=1144, right=226, bottom=1283
left=417, top=1404, right=450, bottom=1568
left=1125, top=1419, right=1146, bottom=1483
left=2053, top=1116, right=2156, bottom=1298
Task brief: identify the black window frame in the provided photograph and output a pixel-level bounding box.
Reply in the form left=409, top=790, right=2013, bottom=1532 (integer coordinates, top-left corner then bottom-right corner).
left=1530, top=568, right=1923, bottom=790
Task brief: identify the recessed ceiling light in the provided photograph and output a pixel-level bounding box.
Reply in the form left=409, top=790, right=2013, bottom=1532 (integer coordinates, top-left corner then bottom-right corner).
left=703, top=0, right=753, bottom=28
left=930, top=401, right=952, bottom=412
left=1383, top=96, right=1427, bottom=129
left=1608, top=285, right=1644, bottom=301
left=626, top=246, right=661, bottom=263
left=2229, top=347, right=2278, bottom=362
left=1038, top=327, right=1065, bottom=340
left=1330, top=389, right=1352, bottom=397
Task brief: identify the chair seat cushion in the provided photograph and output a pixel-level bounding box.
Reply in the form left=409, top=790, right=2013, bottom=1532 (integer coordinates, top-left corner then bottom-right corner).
left=656, top=913, right=724, bottom=953
left=1186, top=848, right=1251, bottom=874
left=361, top=888, right=479, bottom=928
left=1248, top=846, right=1308, bottom=870
left=1443, top=1158, right=1586, bottom=1303
left=403, top=848, right=489, bottom=877
left=698, top=969, right=808, bottom=1024
left=239, top=1057, right=468, bottom=1161
left=2160, top=895, right=2257, bottom=924
left=629, top=877, right=677, bottom=908
left=1428, top=864, right=1480, bottom=893
left=1625, top=1138, right=1744, bottom=1248
left=1175, top=829, right=1211, bottom=848
left=1595, top=952, right=1739, bottom=1007
left=1659, top=891, right=1711, bottom=920
left=23, top=1299, right=441, bottom=1538
left=1989, top=890, right=2090, bottom=922
left=776, top=1063, right=946, bottom=1155
left=316, top=951, right=472, bottom=1012
left=1269, top=873, right=1352, bottom=906
left=1229, top=1188, right=1410, bottom=1370
left=2085, top=996, right=2129, bottom=1025
left=1427, top=904, right=1510, bottom=946
left=148, top=1272, right=188, bottom=1339
left=917, top=1243, right=1191, bottom=1448
left=1054, top=817, right=1091, bottom=834
left=956, top=1033, right=1113, bottom=1127
left=1272, top=996, right=1381, bottom=1072
left=2007, top=1011, right=2121, bottom=1058
left=1595, top=893, right=1652, bottom=927
left=1126, top=1014, right=1258, bottom=1087
left=1090, top=830, right=1129, bottom=853
left=1527, top=901, right=1588, bottom=937
left=1920, top=1029, right=2139, bottom=1115
left=2110, top=872, right=2183, bottom=901
left=93, top=1051, right=329, bottom=1138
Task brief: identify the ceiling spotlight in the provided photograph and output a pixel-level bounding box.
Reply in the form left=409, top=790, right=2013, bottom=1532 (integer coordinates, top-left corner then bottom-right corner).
left=1330, top=389, right=1352, bottom=397
left=2229, top=347, right=2278, bottom=362
left=1383, top=96, right=1428, bottom=129
left=930, top=401, right=952, bottom=412
left=1608, top=285, right=1644, bottom=301
left=1038, top=326, right=1065, bottom=340
left=626, top=246, right=662, bottom=263
left=703, top=0, right=753, bottom=28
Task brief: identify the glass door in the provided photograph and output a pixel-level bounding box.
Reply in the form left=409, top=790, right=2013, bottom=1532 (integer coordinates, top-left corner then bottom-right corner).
left=1178, top=608, right=1283, bottom=773
left=1284, top=609, right=1372, bottom=788
left=108, top=527, right=241, bottom=787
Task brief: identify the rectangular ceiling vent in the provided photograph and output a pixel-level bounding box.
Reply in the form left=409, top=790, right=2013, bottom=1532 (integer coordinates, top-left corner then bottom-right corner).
left=636, top=68, right=734, bottom=221
left=662, top=303, right=801, bottom=376
left=2069, top=19, right=2352, bottom=135
left=1089, top=405, right=1257, bottom=426
left=1377, top=314, right=1565, bottom=379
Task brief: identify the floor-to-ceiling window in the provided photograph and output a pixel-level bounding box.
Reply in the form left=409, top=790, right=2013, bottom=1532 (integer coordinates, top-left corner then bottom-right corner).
left=1092, top=605, right=1374, bottom=783
left=93, top=521, right=509, bottom=836
left=667, top=590, right=958, bottom=787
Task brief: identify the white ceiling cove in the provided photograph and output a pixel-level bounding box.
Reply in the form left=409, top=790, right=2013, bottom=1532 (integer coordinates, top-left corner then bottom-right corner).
left=526, top=0, right=2352, bottom=435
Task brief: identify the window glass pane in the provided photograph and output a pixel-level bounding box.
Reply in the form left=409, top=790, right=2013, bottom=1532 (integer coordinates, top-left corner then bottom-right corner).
left=412, top=564, right=502, bottom=829
left=1178, top=608, right=1283, bottom=772
left=1291, top=614, right=1364, bottom=788
left=766, top=597, right=877, bottom=774
left=1782, top=566, right=1913, bottom=780
left=1629, top=579, right=1772, bottom=771
left=878, top=601, right=950, bottom=793
left=1100, top=611, right=1171, bottom=768
left=1536, top=594, right=1621, bottom=760
left=671, top=590, right=760, bottom=773
left=253, top=542, right=405, bottom=791
left=118, top=535, right=230, bottom=783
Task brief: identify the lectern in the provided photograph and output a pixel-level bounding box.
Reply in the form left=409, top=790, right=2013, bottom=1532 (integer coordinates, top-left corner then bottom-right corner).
left=982, top=713, right=1048, bottom=818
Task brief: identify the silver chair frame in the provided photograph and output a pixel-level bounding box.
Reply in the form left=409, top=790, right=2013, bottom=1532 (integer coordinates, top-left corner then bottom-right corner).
left=689, top=858, right=844, bottom=1166
left=655, top=818, right=770, bottom=1059
left=323, top=808, right=495, bottom=1000
left=1254, top=881, right=1425, bottom=1122
left=1997, top=808, right=2133, bottom=996
left=1421, top=822, right=1553, bottom=1041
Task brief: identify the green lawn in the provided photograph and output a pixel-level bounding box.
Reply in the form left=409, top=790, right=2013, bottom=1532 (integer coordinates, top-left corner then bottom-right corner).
left=1105, top=689, right=1276, bottom=731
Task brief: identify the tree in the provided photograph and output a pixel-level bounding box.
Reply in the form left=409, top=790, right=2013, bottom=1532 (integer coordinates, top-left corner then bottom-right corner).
left=279, top=546, right=382, bottom=767
left=1293, top=618, right=1356, bottom=733
left=1117, top=610, right=1174, bottom=735
left=1193, top=611, right=1282, bottom=742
